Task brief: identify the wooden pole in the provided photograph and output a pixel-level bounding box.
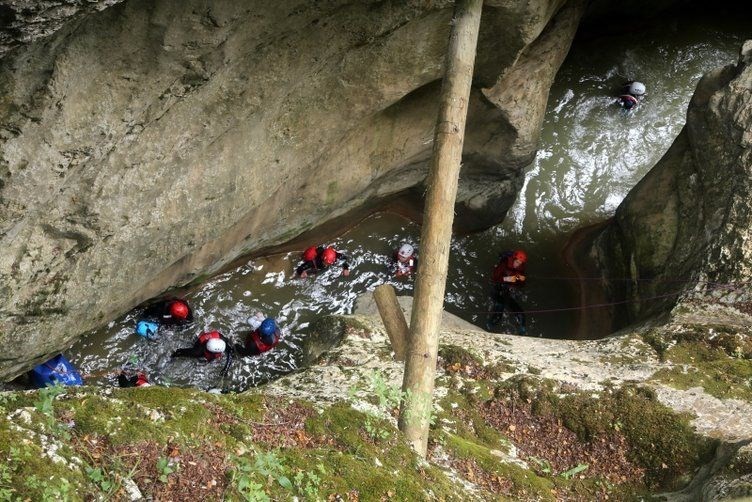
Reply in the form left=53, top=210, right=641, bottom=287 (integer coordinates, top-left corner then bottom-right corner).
left=398, top=0, right=482, bottom=457
left=373, top=284, right=409, bottom=361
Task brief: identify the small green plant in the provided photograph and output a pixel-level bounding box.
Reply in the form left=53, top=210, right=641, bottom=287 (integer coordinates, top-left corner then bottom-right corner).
left=560, top=463, right=588, bottom=479
left=41, top=477, right=72, bottom=501
left=368, top=371, right=404, bottom=410
left=230, top=450, right=294, bottom=501
left=294, top=464, right=325, bottom=500
left=529, top=456, right=552, bottom=475
left=156, top=457, right=177, bottom=483
left=0, top=392, right=13, bottom=413
left=231, top=455, right=269, bottom=501
left=364, top=417, right=391, bottom=441
left=0, top=462, right=15, bottom=500
left=86, top=466, right=113, bottom=493
left=401, top=388, right=436, bottom=428
left=253, top=450, right=292, bottom=489
left=24, top=474, right=41, bottom=492
left=34, top=382, right=67, bottom=416
left=33, top=382, right=71, bottom=439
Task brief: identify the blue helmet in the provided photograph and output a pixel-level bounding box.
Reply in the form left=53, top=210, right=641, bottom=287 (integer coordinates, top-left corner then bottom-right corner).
left=136, top=320, right=159, bottom=339
left=259, top=318, right=276, bottom=337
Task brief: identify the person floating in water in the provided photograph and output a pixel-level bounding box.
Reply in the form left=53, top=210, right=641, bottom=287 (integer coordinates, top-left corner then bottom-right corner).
left=171, top=330, right=230, bottom=361
left=117, top=370, right=150, bottom=388
left=233, top=317, right=280, bottom=357
left=616, top=81, right=646, bottom=111
left=117, top=358, right=151, bottom=387
left=393, top=243, right=417, bottom=278
left=487, top=249, right=528, bottom=336
left=296, top=245, right=350, bottom=278
left=142, top=298, right=194, bottom=325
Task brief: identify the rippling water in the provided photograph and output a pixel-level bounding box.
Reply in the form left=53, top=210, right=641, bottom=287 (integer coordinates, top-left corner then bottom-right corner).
left=67, top=13, right=749, bottom=390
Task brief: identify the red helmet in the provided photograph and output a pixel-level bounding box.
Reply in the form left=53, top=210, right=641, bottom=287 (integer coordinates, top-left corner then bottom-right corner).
left=321, top=247, right=337, bottom=266
left=512, top=250, right=528, bottom=264
left=169, top=300, right=189, bottom=319
left=302, top=246, right=318, bottom=262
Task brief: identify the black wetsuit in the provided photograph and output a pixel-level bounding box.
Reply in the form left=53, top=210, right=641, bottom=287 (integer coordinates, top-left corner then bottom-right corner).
left=171, top=332, right=231, bottom=360
left=142, top=299, right=194, bottom=325
left=488, top=254, right=527, bottom=334
left=296, top=247, right=350, bottom=276
left=117, top=372, right=148, bottom=388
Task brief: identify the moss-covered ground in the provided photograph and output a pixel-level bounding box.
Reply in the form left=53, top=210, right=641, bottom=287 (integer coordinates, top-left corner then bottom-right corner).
left=0, top=384, right=469, bottom=501
left=642, top=325, right=752, bottom=401
left=431, top=344, right=716, bottom=500
left=0, top=331, right=731, bottom=501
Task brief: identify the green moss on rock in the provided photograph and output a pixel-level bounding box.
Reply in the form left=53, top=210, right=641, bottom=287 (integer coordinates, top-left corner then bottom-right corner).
left=444, top=432, right=556, bottom=501
left=498, top=377, right=714, bottom=488
left=647, top=326, right=752, bottom=401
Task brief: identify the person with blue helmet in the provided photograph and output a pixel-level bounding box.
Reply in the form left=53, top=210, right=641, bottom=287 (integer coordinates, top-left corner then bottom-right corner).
left=234, top=316, right=280, bottom=356
left=135, top=320, right=159, bottom=340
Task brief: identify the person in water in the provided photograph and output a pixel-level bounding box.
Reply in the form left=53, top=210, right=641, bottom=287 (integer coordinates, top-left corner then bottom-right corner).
left=487, top=249, right=528, bottom=336
left=616, top=81, right=646, bottom=111
left=393, top=243, right=417, bottom=278
left=233, top=317, right=280, bottom=357
left=296, top=245, right=351, bottom=278
left=142, top=298, right=194, bottom=325
left=117, top=370, right=150, bottom=388
left=171, top=330, right=230, bottom=361
left=135, top=320, right=159, bottom=340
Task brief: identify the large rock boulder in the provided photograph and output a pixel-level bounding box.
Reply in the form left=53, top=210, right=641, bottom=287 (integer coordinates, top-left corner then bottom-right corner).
left=0, top=0, right=584, bottom=379
left=587, top=40, right=752, bottom=326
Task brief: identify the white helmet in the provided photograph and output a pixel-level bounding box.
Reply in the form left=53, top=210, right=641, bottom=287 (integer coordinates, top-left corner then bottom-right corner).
left=247, top=313, right=264, bottom=330
left=398, top=243, right=414, bottom=259
left=206, top=338, right=226, bottom=354
left=628, top=81, right=646, bottom=96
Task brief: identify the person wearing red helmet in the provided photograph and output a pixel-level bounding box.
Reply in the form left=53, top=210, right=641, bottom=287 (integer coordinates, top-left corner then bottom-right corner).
left=488, top=249, right=528, bottom=335
left=141, top=298, right=194, bottom=326
left=296, top=245, right=350, bottom=278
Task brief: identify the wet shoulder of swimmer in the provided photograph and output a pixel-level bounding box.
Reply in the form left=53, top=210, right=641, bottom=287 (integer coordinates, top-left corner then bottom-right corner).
left=139, top=298, right=194, bottom=328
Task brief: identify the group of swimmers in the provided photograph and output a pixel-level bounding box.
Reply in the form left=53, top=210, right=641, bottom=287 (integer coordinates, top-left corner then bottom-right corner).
left=117, top=243, right=419, bottom=387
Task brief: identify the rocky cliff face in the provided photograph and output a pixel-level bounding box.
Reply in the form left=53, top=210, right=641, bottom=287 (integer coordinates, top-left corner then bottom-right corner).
left=0, top=0, right=584, bottom=379
left=587, top=41, right=752, bottom=326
